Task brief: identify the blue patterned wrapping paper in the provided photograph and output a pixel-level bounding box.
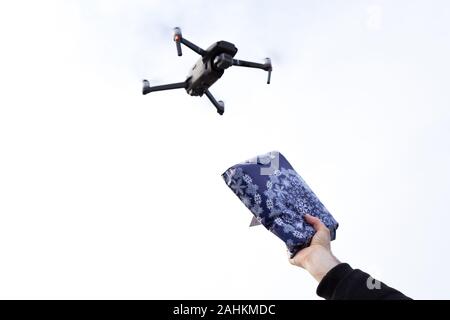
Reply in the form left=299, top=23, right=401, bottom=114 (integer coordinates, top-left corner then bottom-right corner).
left=222, top=151, right=339, bottom=257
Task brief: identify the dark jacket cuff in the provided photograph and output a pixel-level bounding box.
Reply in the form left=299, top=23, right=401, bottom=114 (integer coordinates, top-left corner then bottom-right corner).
left=316, top=263, right=354, bottom=300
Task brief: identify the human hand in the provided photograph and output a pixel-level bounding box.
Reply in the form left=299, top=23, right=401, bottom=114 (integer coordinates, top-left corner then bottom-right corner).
left=289, top=214, right=340, bottom=282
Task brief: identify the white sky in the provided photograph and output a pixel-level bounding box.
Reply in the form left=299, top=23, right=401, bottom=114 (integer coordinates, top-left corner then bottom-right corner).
left=0, top=0, right=449, bottom=299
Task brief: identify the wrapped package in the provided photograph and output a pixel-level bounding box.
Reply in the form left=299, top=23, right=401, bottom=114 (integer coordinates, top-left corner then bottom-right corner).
left=222, top=151, right=339, bottom=257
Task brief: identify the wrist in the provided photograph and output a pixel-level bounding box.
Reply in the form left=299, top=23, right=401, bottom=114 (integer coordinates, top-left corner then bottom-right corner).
left=303, top=247, right=340, bottom=282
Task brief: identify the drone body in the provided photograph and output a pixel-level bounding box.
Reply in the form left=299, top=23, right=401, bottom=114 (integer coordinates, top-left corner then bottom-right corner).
left=143, top=27, right=272, bottom=115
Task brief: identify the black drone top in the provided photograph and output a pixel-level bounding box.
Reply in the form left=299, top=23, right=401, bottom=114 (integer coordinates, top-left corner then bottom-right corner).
left=143, top=27, right=272, bottom=115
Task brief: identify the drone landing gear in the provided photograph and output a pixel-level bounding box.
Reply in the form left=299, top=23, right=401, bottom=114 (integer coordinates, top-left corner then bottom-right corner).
left=204, top=90, right=224, bottom=115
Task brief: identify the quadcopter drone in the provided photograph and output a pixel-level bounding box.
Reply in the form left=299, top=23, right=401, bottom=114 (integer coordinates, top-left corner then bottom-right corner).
left=142, top=27, right=272, bottom=115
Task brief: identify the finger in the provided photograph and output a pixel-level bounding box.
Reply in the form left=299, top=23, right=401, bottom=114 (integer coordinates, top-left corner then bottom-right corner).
left=287, top=250, right=294, bottom=264
left=289, top=248, right=309, bottom=268
left=304, top=214, right=328, bottom=233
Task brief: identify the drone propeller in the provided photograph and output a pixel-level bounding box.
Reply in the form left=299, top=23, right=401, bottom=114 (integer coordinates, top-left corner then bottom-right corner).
left=173, top=27, right=183, bottom=56
left=264, top=58, right=272, bottom=84
left=142, top=79, right=151, bottom=95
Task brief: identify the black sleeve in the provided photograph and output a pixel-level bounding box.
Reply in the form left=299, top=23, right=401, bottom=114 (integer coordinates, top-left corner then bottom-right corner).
left=316, top=263, right=412, bottom=300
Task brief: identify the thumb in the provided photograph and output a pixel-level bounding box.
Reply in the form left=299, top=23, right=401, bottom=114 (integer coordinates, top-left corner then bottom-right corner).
left=304, top=214, right=328, bottom=233
left=304, top=214, right=331, bottom=247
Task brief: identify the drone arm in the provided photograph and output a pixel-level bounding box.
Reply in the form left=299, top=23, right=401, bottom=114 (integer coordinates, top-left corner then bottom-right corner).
left=180, top=38, right=206, bottom=56
left=142, top=80, right=186, bottom=95
left=204, top=89, right=224, bottom=115
left=173, top=27, right=206, bottom=56
left=232, top=58, right=272, bottom=84
left=232, top=59, right=267, bottom=69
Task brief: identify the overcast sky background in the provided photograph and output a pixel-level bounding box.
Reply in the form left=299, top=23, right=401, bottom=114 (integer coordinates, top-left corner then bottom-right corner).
left=1, top=0, right=449, bottom=299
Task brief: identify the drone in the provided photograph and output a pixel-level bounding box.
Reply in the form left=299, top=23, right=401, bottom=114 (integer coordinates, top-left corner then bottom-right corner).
left=142, top=27, right=272, bottom=115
